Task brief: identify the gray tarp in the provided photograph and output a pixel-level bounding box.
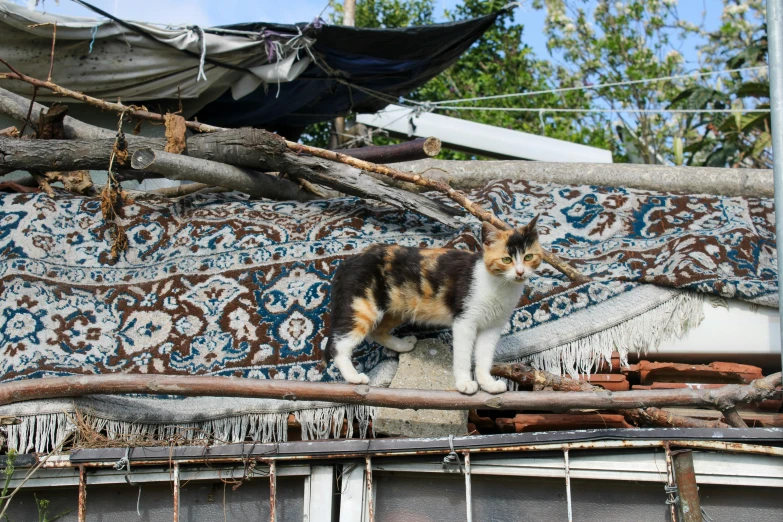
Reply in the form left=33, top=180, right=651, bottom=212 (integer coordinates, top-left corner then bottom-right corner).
left=0, top=0, right=311, bottom=110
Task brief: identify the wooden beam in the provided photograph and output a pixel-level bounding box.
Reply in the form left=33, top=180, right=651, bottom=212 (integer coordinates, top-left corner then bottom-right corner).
left=0, top=373, right=778, bottom=412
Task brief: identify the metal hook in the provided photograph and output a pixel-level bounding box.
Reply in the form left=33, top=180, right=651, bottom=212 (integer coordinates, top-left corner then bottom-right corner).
left=442, top=434, right=464, bottom=473
left=113, top=447, right=137, bottom=486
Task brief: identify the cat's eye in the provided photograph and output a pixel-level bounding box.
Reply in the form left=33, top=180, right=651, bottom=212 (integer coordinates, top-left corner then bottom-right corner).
left=524, top=254, right=534, bottom=261
left=501, top=257, right=512, bottom=264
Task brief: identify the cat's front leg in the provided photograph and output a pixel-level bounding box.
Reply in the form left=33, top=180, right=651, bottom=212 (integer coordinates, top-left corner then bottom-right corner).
left=452, top=320, right=478, bottom=394
left=474, top=326, right=506, bottom=394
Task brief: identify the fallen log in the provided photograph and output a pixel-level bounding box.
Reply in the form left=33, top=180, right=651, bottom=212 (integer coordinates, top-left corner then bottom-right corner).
left=389, top=158, right=774, bottom=199
left=332, top=137, right=441, bottom=163
left=185, top=129, right=464, bottom=226
left=0, top=373, right=778, bottom=412
left=0, top=85, right=113, bottom=140
left=130, top=147, right=318, bottom=201
left=0, top=136, right=315, bottom=202
left=0, top=89, right=462, bottom=225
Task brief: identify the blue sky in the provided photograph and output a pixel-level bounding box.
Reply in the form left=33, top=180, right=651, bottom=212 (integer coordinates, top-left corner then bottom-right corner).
left=26, top=0, right=724, bottom=67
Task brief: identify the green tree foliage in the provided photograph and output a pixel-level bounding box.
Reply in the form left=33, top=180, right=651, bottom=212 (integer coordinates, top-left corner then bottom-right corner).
left=669, top=1, right=770, bottom=168
left=307, top=0, right=613, bottom=158
left=307, top=0, right=769, bottom=168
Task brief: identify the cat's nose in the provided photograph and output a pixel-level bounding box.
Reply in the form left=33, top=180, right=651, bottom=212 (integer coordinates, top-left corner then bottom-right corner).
left=515, top=268, right=525, bottom=276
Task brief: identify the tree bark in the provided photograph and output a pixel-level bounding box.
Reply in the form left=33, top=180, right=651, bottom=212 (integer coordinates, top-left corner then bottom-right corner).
left=0, top=85, right=114, bottom=140
left=131, top=148, right=317, bottom=201
left=0, top=137, right=314, bottom=202
left=492, top=362, right=732, bottom=429
left=333, top=137, right=441, bottom=163
left=186, top=129, right=464, bottom=227
left=0, top=373, right=778, bottom=411
left=388, top=158, right=774, bottom=199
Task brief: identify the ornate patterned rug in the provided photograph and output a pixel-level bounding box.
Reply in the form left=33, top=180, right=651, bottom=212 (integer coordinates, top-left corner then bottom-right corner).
left=0, top=178, right=777, bottom=452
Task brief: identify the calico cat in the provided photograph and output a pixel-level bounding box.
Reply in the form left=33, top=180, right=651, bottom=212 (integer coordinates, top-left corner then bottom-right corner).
left=324, top=215, right=542, bottom=395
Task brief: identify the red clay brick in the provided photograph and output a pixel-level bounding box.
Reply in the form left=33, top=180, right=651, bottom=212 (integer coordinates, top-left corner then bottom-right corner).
left=634, top=360, right=763, bottom=384
left=497, top=413, right=633, bottom=433
left=579, top=374, right=630, bottom=391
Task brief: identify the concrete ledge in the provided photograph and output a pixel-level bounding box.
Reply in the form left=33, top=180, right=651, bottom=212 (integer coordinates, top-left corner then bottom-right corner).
left=373, top=339, right=468, bottom=438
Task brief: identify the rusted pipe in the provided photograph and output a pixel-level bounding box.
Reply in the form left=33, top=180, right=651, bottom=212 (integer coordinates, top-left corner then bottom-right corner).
left=77, top=465, right=86, bottom=522
left=664, top=443, right=680, bottom=522
left=172, top=463, right=180, bottom=522
left=0, top=373, right=779, bottom=412
left=269, top=460, right=277, bottom=522
left=672, top=450, right=702, bottom=522
left=365, top=456, right=374, bottom=522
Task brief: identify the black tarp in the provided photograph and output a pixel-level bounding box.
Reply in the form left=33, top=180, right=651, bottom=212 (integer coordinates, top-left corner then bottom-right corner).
left=193, top=12, right=500, bottom=137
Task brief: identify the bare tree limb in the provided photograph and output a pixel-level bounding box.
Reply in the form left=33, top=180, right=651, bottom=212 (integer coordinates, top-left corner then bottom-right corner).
left=130, top=147, right=318, bottom=201
left=0, top=137, right=315, bottom=202
left=185, top=129, right=464, bottom=227
left=492, top=362, right=733, bottom=429
left=333, top=137, right=441, bottom=163
left=0, top=373, right=778, bottom=412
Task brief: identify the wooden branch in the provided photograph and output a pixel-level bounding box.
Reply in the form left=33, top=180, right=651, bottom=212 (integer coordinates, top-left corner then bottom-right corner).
left=718, top=407, right=750, bottom=428
left=130, top=148, right=317, bottom=202
left=37, top=103, right=67, bottom=139
left=0, top=137, right=315, bottom=202
left=332, top=137, right=441, bottom=163
left=145, top=182, right=223, bottom=197
left=0, top=126, right=19, bottom=137
left=0, top=85, right=114, bottom=140
left=186, top=129, right=464, bottom=227
left=0, top=87, right=462, bottom=225
left=0, top=415, right=20, bottom=426
left=492, top=362, right=732, bottom=429
left=0, top=373, right=778, bottom=411
left=0, top=66, right=222, bottom=133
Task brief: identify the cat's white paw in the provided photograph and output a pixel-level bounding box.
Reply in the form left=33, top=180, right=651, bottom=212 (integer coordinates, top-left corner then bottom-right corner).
left=398, top=336, right=418, bottom=352
left=479, top=379, right=507, bottom=394
left=455, top=379, right=479, bottom=395
left=345, top=373, right=370, bottom=385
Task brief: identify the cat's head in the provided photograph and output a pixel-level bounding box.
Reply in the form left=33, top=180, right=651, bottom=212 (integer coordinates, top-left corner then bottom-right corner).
left=481, top=215, right=543, bottom=282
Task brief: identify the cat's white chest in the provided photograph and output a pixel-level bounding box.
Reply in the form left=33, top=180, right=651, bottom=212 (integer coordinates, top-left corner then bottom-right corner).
left=463, top=264, right=525, bottom=329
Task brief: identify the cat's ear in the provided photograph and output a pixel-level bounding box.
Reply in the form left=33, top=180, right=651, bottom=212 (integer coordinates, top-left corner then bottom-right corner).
left=481, top=222, right=501, bottom=247
left=523, top=214, right=540, bottom=233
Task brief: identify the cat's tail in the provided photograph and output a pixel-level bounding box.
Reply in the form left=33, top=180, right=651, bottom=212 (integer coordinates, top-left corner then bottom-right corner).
left=318, top=334, right=334, bottom=372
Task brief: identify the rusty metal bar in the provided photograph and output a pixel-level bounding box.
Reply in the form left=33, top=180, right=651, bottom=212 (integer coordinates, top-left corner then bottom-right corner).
left=269, top=460, right=277, bottom=522
left=172, top=463, right=180, bottom=522
left=365, top=455, right=374, bottom=522
left=464, top=451, right=473, bottom=522
left=563, top=449, right=573, bottom=522
left=672, top=450, right=701, bottom=522
left=663, top=443, right=679, bottom=522
left=63, top=437, right=783, bottom=470
left=77, top=465, right=86, bottom=522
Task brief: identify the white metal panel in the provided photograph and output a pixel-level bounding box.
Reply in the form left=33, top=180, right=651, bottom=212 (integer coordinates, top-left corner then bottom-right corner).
left=655, top=298, right=780, bottom=357
left=306, top=466, right=335, bottom=522
left=338, top=462, right=367, bottom=522
left=372, top=451, right=783, bottom=488
left=6, top=463, right=311, bottom=489
left=356, top=105, right=613, bottom=163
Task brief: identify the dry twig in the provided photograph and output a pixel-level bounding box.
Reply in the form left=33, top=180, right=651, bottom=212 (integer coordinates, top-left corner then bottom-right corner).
left=492, top=362, right=732, bottom=429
